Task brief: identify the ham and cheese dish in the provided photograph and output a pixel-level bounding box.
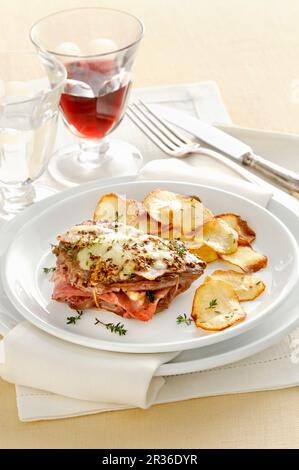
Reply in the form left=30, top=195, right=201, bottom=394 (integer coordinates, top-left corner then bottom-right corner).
left=52, top=220, right=206, bottom=321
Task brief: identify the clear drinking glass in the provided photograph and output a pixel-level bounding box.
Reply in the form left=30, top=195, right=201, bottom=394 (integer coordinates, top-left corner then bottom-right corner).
left=30, top=7, right=144, bottom=186
left=0, top=51, right=66, bottom=218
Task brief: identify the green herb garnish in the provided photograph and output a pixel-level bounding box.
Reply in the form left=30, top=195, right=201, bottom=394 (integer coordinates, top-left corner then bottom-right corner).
left=224, top=312, right=235, bottom=319
left=66, top=310, right=83, bottom=325
left=43, top=267, right=56, bottom=274
left=61, top=244, right=78, bottom=260
left=207, top=298, right=218, bottom=309
left=170, top=240, right=187, bottom=256
left=115, top=211, right=121, bottom=222
left=61, top=243, right=78, bottom=252
left=94, top=318, right=127, bottom=336
left=176, top=314, right=193, bottom=326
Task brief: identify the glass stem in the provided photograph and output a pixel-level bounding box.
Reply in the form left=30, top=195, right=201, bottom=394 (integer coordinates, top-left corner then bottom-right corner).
left=1, top=182, right=36, bottom=215
left=77, top=139, right=110, bottom=167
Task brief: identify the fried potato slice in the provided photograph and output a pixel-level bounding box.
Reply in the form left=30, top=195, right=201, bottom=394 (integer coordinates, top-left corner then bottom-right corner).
left=183, top=238, right=205, bottom=250
left=143, top=189, right=178, bottom=226
left=93, top=192, right=144, bottom=227
left=220, top=246, right=268, bottom=272
left=202, top=218, right=238, bottom=254
left=143, top=189, right=212, bottom=236
left=189, top=244, right=219, bottom=263
left=171, top=205, right=213, bottom=241
left=191, top=279, right=246, bottom=331
left=216, top=213, right=256, bottom=246
left=206, top=269, right=266, bottom=301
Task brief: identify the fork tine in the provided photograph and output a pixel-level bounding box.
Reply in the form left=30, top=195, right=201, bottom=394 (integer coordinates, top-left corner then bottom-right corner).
left=137, top=99, right=191, bottom=145
left=128, top=104, right=177, bottom=152
left=133, top=100, right=188, bottom=147
left=130, top=103, right=181, bottom=148
left=126, top=107, right=175, bottom=153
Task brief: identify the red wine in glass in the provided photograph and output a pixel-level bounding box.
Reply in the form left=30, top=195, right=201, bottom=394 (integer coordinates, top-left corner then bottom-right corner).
left=60, top=59, right=131, bottom=139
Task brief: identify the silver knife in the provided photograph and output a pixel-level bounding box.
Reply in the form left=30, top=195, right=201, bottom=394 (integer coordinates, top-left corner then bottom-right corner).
left=151, top=104, right=299, bottom=194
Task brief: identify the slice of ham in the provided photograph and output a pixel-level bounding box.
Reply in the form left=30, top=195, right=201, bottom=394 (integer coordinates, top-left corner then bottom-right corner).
left=53, top=280, right=91, bottom=300
left=53, top=279, right=172, bottom=321
left=98, top=288, right=171, bottom=321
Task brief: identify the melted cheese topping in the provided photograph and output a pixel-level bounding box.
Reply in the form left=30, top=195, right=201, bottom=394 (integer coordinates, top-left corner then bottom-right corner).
left=61, top=222, right=193, bottom=281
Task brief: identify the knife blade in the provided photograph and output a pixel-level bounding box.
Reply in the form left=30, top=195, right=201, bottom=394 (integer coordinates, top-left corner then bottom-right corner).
left=152, top=104, right=251, bottom=160
left=151, top=104, right=299, bottom=193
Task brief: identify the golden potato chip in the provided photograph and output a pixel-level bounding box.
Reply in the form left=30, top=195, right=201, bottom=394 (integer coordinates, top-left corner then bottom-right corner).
left=203, top=206, right=214, bottom=222
left=183, top=238, right=205, bottom=250
left=216, top=213, right=256, bottom=246
left=143, top=189, right=209, bottom=235
left=220, top=246, right=268, bottom=272
left=189, top=244, right=219, bottom=263
left=93, top=192, right=144, bottom=228
left=191, top=279, right=246, bottom=331
left=206, top=270, right=266, bottom=301
left=136, top=211, right=161, bottom=235
left=202, top=218, right=238, bottom=254
left=170, top=205, right=214, bottom=241
left=143, top=189, right=186, bottom=225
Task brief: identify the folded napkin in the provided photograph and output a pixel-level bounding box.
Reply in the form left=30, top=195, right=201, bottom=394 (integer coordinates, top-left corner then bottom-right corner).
left=139, top=157, right=272, bottom=207
left=0, top=322, right=178, bottom=408
left=5, top=323, right=299, bottom=422
left=0, top=81, right=296, bottom=422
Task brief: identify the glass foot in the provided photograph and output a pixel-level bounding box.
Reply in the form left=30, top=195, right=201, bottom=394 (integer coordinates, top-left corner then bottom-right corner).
left=48, top=139, right=143, bottom=187
left=0, top=183, right=58, bottom=221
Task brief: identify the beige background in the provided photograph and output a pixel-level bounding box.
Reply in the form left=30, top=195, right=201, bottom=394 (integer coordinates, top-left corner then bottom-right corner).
left=1, top=0, right=299, bottom=448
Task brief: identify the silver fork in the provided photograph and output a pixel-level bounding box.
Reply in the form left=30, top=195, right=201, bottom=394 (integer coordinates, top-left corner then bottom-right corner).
left=127, top=100, right=202, bottom=157
left=126, top=99, right=269, bottom=185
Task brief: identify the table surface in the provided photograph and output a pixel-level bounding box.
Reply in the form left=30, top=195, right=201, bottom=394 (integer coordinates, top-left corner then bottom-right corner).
left=1, top=0, right=299, bottom=449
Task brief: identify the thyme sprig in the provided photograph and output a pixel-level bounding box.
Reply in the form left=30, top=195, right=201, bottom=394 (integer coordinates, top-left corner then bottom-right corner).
left=43, top=267, right=56, bottom=274
left=66, top=310, right=83, bottom=325
left=94, top=318, right=127, bottom=336
left=207, top=298, right=218, bottom=309
left=176, top=314, right=193, bottom=326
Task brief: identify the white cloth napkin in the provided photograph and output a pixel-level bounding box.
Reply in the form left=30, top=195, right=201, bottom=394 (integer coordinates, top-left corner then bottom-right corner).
left=0, top=322, right=178, bottom=408
left=139, top=158, right=272, bottom=207
left=1, top=81, right=298, bottom=422
left=6, top=327, right=299, bottom=422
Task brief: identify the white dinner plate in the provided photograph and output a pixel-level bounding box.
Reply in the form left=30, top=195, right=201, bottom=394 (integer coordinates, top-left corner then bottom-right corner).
left=0, top=177, right=299, bottom=375
left=2, top=180, right=299, bottom=353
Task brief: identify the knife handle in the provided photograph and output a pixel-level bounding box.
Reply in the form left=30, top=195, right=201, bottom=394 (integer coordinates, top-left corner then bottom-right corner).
left=242, top=153, right=299, bottom=194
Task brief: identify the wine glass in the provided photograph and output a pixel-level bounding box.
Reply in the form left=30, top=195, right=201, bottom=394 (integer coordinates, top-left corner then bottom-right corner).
left=0, top=51, right=66, bottom=218
left=30, top=7, right=144, bottom=187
